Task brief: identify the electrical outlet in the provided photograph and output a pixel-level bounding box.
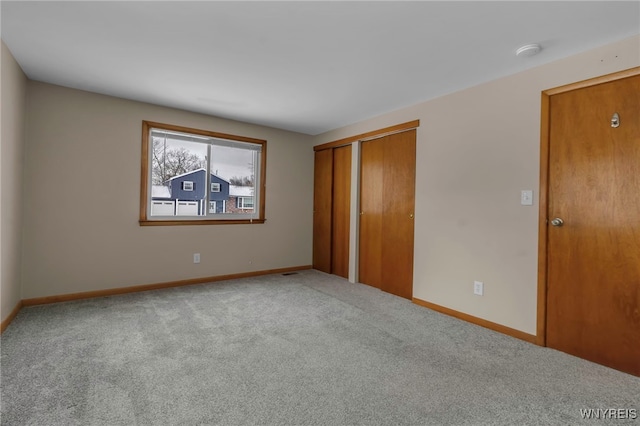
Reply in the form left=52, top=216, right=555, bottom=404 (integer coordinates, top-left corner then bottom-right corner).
left=474, top=281, right=484, bottom=296
left=193, top=253, right=200, bottom=264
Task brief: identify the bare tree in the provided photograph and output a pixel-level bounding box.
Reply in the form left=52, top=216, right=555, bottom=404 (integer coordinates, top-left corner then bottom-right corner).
left=152, top=139, right=205, bottom=185
left=229, top=176, right=254, bottom=186
left=229, top=156, right=257, bottom=188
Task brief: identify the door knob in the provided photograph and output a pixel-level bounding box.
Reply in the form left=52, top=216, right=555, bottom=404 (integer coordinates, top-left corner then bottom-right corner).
left=550, top=218, right=564, bottom=227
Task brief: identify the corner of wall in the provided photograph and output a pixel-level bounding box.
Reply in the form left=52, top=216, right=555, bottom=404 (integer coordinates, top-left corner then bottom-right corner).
left=1, top=40, right=28, bottom=325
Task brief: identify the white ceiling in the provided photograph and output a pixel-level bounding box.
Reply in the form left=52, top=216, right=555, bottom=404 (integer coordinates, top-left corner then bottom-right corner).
left=2, top=1, right=639, bottom=135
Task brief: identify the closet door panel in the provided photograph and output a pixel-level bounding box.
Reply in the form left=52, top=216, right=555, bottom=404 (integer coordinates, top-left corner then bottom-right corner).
left=332, top=145, right=352, bottom=279
left=381, top=130, right=416, bottom=299
left=313, top=149, right=333, bottom=273
left=359, top=138, right=385, bottom=289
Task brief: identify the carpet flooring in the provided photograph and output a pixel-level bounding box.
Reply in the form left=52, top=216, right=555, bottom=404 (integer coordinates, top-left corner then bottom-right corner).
left=1, top=270, right=638, bottom=425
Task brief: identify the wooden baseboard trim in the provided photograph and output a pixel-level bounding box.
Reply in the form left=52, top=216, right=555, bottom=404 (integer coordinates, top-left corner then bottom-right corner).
left=412, top=297, right=538, bottom=345
left=22, top=265, right=312, bottom=307
left=1, top=300, right=24, bottom=334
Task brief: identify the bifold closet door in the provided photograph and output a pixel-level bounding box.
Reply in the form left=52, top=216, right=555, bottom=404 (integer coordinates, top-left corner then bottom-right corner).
left=359, top=130, right=416, bottom=299
left=359, top=137, right=384, bottom=288
left=313, top=146, right=351, bottom=277
left=331, top=145, right=351, bottom=279
left=313, top=149, right=333, bottom=273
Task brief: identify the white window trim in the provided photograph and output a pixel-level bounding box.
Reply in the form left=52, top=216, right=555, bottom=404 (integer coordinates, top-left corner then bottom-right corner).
left=182, top=181, right=194, bottom=191
left=211, top=182, right=221, bottom=192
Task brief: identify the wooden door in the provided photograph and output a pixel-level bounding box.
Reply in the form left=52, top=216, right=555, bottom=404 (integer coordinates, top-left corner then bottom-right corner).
left=359, top=137, right=384, bottom=288
left=360, top=130, right=416, bottom=299
left=546, top=74, right=640, bottom=376
left=313, top=149, right=333, bottom=273
left=332, top=145, right=352, bottom=278
left=381, top=130, right=416, bottom=299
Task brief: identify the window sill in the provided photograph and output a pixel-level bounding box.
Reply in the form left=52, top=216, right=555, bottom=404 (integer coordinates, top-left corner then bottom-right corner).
left=139, top=219, right=266, bottom=226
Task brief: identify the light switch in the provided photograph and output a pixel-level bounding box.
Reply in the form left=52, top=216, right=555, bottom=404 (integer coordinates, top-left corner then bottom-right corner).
left=474, top=281, right=484, bottom=296
left=521, top=190, right=533, bottom=206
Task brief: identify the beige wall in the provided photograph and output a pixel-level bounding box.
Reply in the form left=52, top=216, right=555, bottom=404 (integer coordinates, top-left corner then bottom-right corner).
left=22, top=82, right=314, bottom=299
left=1, top=41, right=27, bottom=321
left=314, top=35, right=640, bottom=335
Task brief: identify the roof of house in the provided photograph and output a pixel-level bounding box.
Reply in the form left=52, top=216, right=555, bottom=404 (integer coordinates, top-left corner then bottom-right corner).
left=165, top=168, right=229, bottom=184
left=151, top=185, right=171, bottom=198
left=229, top=185, right=253, bottom=197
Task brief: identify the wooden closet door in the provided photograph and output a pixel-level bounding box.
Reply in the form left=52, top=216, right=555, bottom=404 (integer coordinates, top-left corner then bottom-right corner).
left=381, top=130, right=416, bottom=299
left=359, top=138, right=384, bottom=288
left=332, top=145, right=352, bottom=278
left=313, top=149, right=333, bottom=273
left=359, top=130, right=416, bottom=299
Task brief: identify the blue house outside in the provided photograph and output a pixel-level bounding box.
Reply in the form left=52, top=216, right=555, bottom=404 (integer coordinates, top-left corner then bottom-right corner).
left=151, top=168, right=230, bottom=216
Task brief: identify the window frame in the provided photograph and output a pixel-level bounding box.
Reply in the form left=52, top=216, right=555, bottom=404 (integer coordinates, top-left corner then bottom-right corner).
left=182, top=181, right=194, bottom=191
left=210, top=182, right=221, bottom=193
left=140, top=121, right=266, bottom=226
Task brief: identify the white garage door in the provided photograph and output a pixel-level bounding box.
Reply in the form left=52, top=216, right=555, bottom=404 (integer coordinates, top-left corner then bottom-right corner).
left=176, top=201, right=199, bottom=216
left=150, top=200, right=175, bottom=216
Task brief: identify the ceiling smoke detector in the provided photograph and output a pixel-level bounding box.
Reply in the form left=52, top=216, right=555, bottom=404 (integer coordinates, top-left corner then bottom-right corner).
left=516, top=44, right=542, bottom=57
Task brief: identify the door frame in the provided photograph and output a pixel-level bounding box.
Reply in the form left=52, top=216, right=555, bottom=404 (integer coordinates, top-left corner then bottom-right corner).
left=536, top=66, right=640, bottom=346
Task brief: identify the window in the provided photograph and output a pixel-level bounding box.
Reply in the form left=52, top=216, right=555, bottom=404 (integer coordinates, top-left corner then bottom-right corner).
left=140, top=121, right=266, bottom=225
left=237, top=197, right=254, bottom=209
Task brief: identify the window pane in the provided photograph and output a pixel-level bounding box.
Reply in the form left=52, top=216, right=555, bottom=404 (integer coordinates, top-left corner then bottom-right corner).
left=150, top=136, right=206, bottom=217
left=210, top=145, right=257, bottom=217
